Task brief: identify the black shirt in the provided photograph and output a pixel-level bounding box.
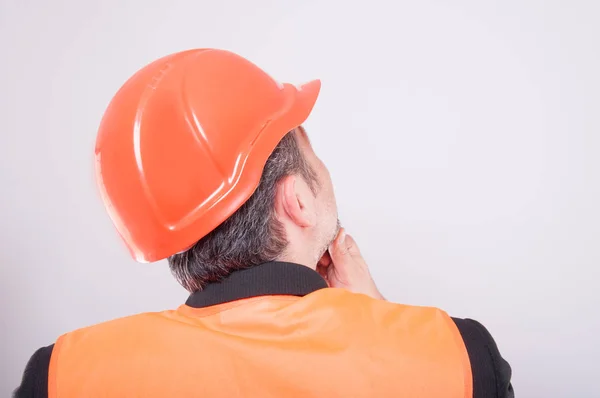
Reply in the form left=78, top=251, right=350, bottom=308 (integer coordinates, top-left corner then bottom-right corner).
left=13, top=262, right=514, bottom=397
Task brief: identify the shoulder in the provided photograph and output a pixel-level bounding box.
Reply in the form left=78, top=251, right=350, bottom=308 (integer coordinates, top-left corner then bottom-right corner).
left=13, top=312, right=169, bottom=398
left=13, top=344, right=54, bottom=398
left=452, top=318, right=515, bottom=398
left=65, top=311, right=173, bottom=338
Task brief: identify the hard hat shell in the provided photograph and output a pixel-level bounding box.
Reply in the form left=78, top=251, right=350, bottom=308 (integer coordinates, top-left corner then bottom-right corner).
left=95, top=49, right=321, bottom=262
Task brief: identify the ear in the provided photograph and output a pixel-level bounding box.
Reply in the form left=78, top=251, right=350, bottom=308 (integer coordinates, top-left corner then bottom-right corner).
left=275, top=175, right=316, bottom=228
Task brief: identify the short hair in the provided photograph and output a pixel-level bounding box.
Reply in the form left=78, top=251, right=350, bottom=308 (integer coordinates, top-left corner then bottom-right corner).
left=168, top=129, right=319, bottom=292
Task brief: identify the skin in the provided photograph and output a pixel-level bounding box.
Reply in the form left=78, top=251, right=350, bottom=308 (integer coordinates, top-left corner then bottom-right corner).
left=274, top=127, right=385, bottom=300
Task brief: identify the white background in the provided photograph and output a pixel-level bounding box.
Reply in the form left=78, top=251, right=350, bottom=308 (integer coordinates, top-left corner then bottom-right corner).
left=1, top=1, right=599, bottom=396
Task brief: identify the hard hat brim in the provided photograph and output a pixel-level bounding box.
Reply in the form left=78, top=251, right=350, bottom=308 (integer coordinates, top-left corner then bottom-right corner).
left=293, top=79, right=321, bottom=122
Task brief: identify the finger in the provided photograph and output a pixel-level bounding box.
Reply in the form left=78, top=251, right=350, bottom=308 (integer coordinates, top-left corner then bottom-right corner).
left=317, top=250, right=332, bottom=267
left=329, top=229, right=351, bottom=259
left=316, top=264, right=329, bottom=283
left=343, top=234, right=362, bottom=257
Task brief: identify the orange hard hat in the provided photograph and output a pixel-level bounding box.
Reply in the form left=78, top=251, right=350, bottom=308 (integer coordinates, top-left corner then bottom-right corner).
left=95, top=49, right=321, bottom=262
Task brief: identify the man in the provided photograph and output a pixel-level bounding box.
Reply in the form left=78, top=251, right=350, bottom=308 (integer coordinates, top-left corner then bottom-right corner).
left=15, top=49, right=513, bottom=397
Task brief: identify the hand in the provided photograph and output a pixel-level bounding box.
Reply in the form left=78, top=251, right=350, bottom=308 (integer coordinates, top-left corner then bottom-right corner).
left=317, top=228, right=385, bottom=300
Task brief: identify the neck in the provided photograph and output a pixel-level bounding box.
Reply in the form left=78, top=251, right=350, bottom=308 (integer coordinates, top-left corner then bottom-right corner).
left=278, top=244, right=318, bottom=271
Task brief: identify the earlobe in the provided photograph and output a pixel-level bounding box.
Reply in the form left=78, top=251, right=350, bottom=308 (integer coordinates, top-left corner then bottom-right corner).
left=277, top=175, right=314, bottom=228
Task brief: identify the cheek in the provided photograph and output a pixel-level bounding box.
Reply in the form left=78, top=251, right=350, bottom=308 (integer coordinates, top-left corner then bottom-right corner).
left=316, top=189, right=336, bottom=220
left=314, top=161, right=337, bottom=217
left=325, top=180, right=337, bottom=213
left=323, top=192, right=338, bottom=226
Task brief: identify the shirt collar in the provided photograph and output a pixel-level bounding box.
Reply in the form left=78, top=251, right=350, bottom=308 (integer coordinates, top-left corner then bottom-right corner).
left=185, top=261, right=328, bottom=308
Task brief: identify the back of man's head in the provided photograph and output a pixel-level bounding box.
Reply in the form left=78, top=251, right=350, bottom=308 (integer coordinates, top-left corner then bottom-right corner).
left=168, top=129, right=318, bottom=292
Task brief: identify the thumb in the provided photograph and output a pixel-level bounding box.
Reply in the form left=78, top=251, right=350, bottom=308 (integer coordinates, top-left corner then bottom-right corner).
left=343, top=234, right=361, bottom=257
left=330, top=229, right=363, bottom=260
left=329, top=229, right=351, bottom=260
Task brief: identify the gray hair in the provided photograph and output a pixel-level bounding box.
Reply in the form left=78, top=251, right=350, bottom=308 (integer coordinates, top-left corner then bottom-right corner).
left=168, top=130, right=319, bottom=292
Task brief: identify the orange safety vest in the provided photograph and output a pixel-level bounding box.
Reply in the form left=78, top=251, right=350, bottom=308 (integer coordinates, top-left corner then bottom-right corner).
left=48, top=288, right=472, bottom=397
